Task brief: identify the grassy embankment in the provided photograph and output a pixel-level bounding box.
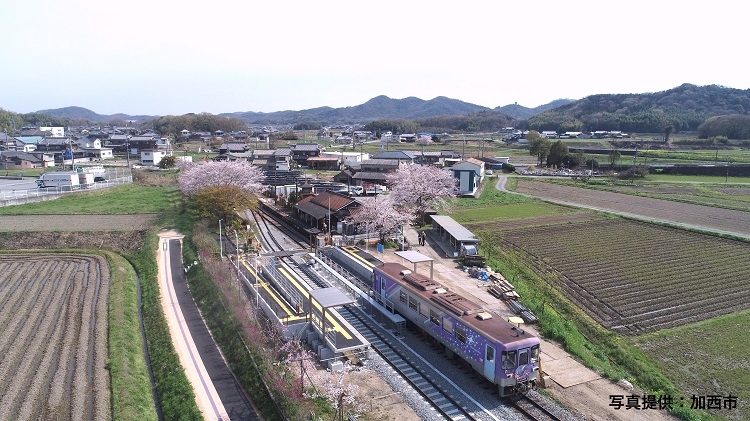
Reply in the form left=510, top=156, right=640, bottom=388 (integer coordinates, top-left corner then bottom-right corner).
left=449, top=183, right=707, bottom=421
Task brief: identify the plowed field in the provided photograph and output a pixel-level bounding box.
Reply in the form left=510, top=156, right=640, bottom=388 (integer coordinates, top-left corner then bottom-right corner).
left=0, top=254, right=110, bottom=421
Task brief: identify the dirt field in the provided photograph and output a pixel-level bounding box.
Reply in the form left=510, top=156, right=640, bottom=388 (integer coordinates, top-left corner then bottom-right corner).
left=0, top=214, right=156, bottom=232
left=513, top=179, right=750, bottom=238
left=0, top=254, right=110, bottom=421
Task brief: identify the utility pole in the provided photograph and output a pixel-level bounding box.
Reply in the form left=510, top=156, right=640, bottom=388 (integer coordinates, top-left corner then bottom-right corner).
left=219, top=219, right=224, bottom=259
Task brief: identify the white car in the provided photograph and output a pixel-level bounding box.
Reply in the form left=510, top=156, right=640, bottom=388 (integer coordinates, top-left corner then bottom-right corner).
left=486, top=169, right=494, bottom=175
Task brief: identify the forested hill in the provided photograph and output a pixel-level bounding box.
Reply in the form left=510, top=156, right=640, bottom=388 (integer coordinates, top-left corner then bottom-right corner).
left=220, top=95, right=490, bottom=125
left=494, top=99, right=574, bottom=120
left=528, top=84, right=750, bottom=133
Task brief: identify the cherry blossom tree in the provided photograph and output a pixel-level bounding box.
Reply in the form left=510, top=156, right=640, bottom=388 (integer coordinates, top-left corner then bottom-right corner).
left=279, top=338, right=318, bottom=398
left=348, top=195, right=413, bottom=244
left=177, top=160, right=267, bottom=221
left=306, top=361, right=367, bottom=421
left=386, top=164, right=456, bottom=225
left=178, top=160, right=266, bottom=196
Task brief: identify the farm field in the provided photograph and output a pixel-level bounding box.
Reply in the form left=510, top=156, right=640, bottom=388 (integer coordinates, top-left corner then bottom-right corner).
left=543, top=177, right=750, bottom=212
left=0, top=254, right=110, bottom=421
left=635, top=309, right=750, bottom=421
left=512, top=179, right=750, bottom=238
left=475, top=217, right=750, bottom=334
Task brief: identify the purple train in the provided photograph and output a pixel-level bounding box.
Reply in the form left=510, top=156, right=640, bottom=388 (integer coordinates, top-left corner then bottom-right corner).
left=373, top=262, right=540, bottom=397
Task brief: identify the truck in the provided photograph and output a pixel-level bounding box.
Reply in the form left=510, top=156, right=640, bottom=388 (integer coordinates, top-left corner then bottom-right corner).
left=77, top=172, right=95, bottom=188
left=36, top=172, right=81, bottom=189
left=460, top=244, right=486, bottom=267
left=363, top=183, right=387, bottom=195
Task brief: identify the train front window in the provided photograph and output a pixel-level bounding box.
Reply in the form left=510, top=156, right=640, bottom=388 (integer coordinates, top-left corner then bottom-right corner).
left=531, top=344, right=540, bottom=363
left=501, top=350, right=516, bottom=370
left=519, top=349, right=528, bottom=366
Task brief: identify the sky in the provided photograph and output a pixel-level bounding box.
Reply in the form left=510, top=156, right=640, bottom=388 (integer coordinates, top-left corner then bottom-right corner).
left=1, top=0, right=747, bottom=117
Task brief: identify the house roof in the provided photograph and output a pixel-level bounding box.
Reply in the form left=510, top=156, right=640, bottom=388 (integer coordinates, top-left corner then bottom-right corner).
left=0, top=151, right=43, bottom=163
left=372, top=151, right=414, bottom=160
left=296, top=191, right=357, bottom=220
left=361, top=158, right=399, bottom=167
left=291, top=143, right=320, bottom=151
left=351, top=171, right=387, bottom=181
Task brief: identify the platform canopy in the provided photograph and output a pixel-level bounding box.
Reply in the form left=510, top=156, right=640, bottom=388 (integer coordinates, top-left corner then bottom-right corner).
left=394, top=250, right=434, bottom=279
left=394, top=250, right=433, bottom=263
left=309, top=287, right=355, bottom=308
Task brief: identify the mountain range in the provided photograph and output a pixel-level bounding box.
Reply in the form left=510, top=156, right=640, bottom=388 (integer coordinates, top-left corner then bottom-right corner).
left=35, top=96, right=573, bottom=125
left=33, top=84, right=750, bottom=132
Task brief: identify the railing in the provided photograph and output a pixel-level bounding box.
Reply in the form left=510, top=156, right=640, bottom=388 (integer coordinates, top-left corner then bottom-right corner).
left=0, top=170, right=133, bottom=206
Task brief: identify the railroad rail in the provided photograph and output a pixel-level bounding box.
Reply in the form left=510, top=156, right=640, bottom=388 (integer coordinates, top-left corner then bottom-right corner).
left=340, top=307, right=478, bottom=421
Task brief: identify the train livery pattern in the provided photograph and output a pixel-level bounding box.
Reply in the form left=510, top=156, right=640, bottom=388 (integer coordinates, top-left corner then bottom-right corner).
left=373, top=262, right=540, bottom=397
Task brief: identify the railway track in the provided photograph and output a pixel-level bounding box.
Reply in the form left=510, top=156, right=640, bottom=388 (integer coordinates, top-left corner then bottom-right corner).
left=508, top=394, right=565, bottom=421
left=340, top=307, right=478, bottom=421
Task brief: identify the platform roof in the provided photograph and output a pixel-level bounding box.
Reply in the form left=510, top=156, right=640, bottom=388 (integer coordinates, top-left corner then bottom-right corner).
left=309, top=287, right=355, bottom=308
left=430, top=215, right=480, bottom=243
left=394, top=250, right=433, bottom=263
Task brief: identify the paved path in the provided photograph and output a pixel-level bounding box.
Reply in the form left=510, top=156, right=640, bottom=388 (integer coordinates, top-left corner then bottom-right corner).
left=158, top=232, right=259, bottom=420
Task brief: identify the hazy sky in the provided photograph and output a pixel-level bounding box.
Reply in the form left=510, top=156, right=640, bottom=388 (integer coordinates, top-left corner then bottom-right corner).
left=2, top=0, right=746, bottom=116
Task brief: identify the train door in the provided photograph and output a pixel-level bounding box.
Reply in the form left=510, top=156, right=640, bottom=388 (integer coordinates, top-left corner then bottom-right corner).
left=380, top=277, right=386, bottom=302
left=483, top=344, right=496, bottom=381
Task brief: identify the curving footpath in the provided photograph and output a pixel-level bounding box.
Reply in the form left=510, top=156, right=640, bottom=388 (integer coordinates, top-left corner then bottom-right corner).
left=157, top=231, right=259, bottom=421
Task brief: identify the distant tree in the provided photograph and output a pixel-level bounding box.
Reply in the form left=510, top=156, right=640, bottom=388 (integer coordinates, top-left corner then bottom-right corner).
left=159, top=155, right=177, bottom=169
left=663, top=124, right=674, bottom=143
left=348, top=195, right=412, bottom=243
left=386, top=165, right=456, bottom=225
left=546, top=140, right=569, bottom=168
left=608, top=149, right=621, bottom=169
left=281, top=130, right=298, bottom=140
left=528, top=131, right=551, bottom=167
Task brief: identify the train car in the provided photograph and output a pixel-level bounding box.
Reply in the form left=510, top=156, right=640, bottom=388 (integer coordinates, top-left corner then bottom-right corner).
left=373, top=262, right=540, bottom=397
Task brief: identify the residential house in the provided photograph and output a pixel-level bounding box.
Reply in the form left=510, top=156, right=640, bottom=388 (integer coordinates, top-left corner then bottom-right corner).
left=295, top=191, right=360, bottom=234
left=250, top=148, right=293, bottom=171
left=452, top=158, right=486, bottom=196
left=290, top=143, right=322, bottom=166
left=219, top=142, right=249, bottom=155
left=0, top=151, right=49, bottom=170
left=140, top=149, right=171, bottom=166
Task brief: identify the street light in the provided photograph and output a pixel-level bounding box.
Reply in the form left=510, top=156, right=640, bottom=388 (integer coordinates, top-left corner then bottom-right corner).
left=219, top=219, right=224, bottom=259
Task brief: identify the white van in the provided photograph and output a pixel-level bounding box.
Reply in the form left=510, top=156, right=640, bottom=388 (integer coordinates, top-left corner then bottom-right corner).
left=36, top=172, right=81, bottom=188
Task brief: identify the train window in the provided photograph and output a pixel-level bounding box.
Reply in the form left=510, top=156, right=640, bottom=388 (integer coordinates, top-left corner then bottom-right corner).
left=455, top=325, right=467, bottom=344
left=408, top=296, right=418, bottom=312
left=486, top=346, right=495, bottom=362
left=519, top=349, right=528, bottom=366
left=501, top=350, right=517, bottom=370
left=530, top=345, right=540, bottom=363
left=399, top=291, right=407, bottom=304
left=419, top=303, right=428, bottom=319
left=430, top=309, right=440, bottom=326
left=381, top=278, right=386, bottom=292
left=442, top=317, right=453, bottom=333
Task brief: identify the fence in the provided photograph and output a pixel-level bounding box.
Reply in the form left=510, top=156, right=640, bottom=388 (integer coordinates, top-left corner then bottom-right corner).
left=0, top=168, right=133, bottom=207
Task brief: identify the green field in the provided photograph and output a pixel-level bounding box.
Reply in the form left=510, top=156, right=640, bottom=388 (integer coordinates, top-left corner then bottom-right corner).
left=635, top=310, right=750, bottom=421
left=0, top=184, right=180, bottom=215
